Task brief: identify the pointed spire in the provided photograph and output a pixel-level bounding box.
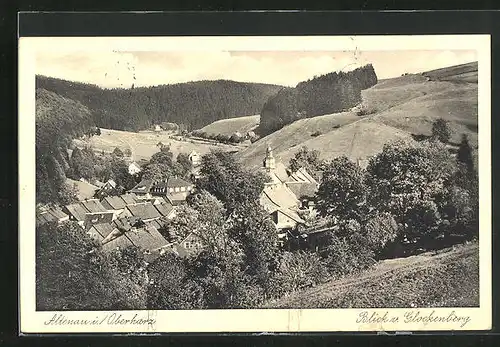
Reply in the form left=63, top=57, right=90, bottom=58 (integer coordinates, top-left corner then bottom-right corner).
left=263, top=144, right=276, bottom=171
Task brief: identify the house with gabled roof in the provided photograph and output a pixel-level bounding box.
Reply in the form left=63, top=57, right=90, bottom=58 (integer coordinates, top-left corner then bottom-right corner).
left=258, top=146, right=319, bottom=232
left=94, top=179, right=120, bottom=199
left=80, top=199, right=108, bottom=213
left=126, top=202, right=162, bottom=222
left=100, top=195, right=128, bottom=211
left=129, top=179, right=155, bottom=199
left=149, top=177, right=194, bottom=196
left=63, top=203, right=89, bottom=226
left=120, top=193, right=139, bottom=205
left=84, top=212, right=115, bottom=231
left=177, top=232, right=204, bottom=257
left=128, top=161, right=142, bottom=175
left=154, top=202, right=176, bottom=219
left=188, top=150, right=201, bottom=167
left=96, top=218, right=171, bottom=261
left=36, top=206, right=70, bottom=227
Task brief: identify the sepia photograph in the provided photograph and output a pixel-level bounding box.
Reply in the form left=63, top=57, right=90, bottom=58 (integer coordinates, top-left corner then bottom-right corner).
left=19, top=35, right=491, bottom=333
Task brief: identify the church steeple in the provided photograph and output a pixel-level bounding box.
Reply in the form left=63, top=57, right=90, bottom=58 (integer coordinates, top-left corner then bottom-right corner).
left=263, top=145, right=276, bottom=171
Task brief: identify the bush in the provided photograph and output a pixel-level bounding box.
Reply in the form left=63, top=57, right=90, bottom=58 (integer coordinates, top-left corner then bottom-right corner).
left=112, top=147, right=124, bottom=158
left=362, top=212, right=400, bottom=257
left=147, top=253, right=204, bottom=310
left=269, top=251, right=328, bottom=297
left=320, top=230, right=376, bottom=280
left=311, top=131, right=322, bottom=137
left=431, top=118, right=451, bottom=143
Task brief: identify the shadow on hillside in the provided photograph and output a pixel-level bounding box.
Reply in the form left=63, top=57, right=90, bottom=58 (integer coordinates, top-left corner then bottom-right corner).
left=380, top=232, right=477, bottom=260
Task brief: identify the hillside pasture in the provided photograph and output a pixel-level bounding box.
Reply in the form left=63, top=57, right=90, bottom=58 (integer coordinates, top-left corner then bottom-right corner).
left=198, top=114, right=260, bottom=136
left=422, top=61, right=478, bottom=82
left=277, top=119, right=416, bottom=167
left=373, top=82, right=478, bottom=146
left=265, top=242, right=479, bottom=309
left=239, top=62, right=478, bottom=169
left=238, top=112, right=360, bottom=168
left=74, top=128, right=237, bottom=162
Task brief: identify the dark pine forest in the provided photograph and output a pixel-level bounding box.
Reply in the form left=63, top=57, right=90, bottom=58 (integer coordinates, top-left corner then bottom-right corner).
left=36, top=76, right=282, bottom=132
left=259, top=64, right=378, bottom=135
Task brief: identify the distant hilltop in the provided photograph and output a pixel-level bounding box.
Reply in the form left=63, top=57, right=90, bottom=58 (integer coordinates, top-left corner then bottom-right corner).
left=258, top=64, right=378, bottom=135
left=36, top=75, right=283, bottom=132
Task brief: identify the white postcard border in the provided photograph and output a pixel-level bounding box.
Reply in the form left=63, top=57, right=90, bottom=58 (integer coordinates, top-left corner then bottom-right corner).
left=19, top=34, right=492, bottom=333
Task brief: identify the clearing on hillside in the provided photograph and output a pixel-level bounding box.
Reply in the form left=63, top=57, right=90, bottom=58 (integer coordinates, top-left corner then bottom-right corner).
left=198, top=114, right=260, bottom=137
left=239, top=62, right=478, bottom=169
left=73, top=128, right=237, bottom=162
left=264, top=242, right=479, bottom=309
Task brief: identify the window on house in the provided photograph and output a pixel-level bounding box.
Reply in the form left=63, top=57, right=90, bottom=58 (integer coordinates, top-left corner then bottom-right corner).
left=169, top=188, right=174, bottom=193
left=180, top=187, right=186, bottom=192
left=175, top=187, right=180, bottom=192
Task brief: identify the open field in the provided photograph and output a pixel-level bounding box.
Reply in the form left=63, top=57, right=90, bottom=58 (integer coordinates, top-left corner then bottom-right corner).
left=73, top=128, right=238, bottom=162
left=265, top=242, right=479, bottom=309
left=238, top=62, right=478, bottom=169
left=198, top=114, right=260, bottom=136
left=238, top=112, right=361, bottom=168
left=423, top=61, right=478, bottom=83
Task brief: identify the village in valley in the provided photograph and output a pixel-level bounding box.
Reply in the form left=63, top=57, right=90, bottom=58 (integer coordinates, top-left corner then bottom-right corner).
left=34, top=52, right=480, bottom=311
left=37, top=125, right=323, bottom=262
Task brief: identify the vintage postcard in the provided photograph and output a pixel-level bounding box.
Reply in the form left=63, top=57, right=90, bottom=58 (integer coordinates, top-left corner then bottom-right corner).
left=19, top=35, right=491, bottom=333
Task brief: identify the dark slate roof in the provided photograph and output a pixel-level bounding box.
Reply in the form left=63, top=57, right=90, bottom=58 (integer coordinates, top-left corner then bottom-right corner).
left=64, top=203, right=89, bottom=221
left=152, top=177, right=192, bottom=190
left=113, top=216, right=143, bottom=232
left=154, top=203, right=174, bottom=217
left=36, top=212, right=56, bottom=226
left=90, top=223, right=116, bottom=239
left=47, top=207, right=69, bottom=220
left=126, top=203, right=161, bottom=220
left=101, top=195, right=128, bottom=210
left=285, top=182, right=318, bottom=199
left=124, top=224, right=169, bottom=252
left=102, top=231, right=134, bottom=251
left=129, top=179, right=154, bottom=194
left=168, top=177, right=192, bottom=188
left=165, top=193, right=188, bottom=206
left=146, top=219, right=163, bottom=230
left=84, top=212, right=114, bottom=230
left=80, top=199, right=108, bottom=213
left=36, top=207, right=69, bottom=226
left=120, top=193, right=139, bottom=205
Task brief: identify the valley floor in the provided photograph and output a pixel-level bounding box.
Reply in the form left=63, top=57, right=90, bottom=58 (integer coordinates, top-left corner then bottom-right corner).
left=264, top=241, right=479, bottom=309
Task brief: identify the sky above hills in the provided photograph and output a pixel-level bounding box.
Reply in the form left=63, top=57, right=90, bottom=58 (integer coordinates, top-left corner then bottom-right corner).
left=36, top=50, right=477, bottom=89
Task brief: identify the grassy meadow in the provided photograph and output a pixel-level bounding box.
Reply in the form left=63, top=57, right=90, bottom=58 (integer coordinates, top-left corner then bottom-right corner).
left=198, top=114, right=261, bottom=137
left=238, top=64, right=478, bottom=169
left=73, top=128, right=237, bottom=162
left=265, top=242, right=479, bottom=309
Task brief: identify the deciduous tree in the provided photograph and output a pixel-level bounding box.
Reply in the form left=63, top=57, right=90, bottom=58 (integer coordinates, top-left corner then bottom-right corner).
left=316, top=156, right=367, bottom=223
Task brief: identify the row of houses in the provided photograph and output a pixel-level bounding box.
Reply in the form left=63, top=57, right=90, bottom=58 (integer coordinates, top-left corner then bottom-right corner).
left=37, top=146, right=324, bottom=260
left=36, top=188, right=202, bottom=261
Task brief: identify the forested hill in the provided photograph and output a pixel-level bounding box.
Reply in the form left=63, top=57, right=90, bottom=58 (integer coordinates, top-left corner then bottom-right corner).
left=36, top=76, right=282, bottom=131
left=258, top=64, right=378, bottom=135
left=36, top=88, right=97, bottom=204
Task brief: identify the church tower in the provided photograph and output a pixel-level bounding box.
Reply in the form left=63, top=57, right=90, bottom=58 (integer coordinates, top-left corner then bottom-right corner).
left=263, top=145, right=276, bottom=171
